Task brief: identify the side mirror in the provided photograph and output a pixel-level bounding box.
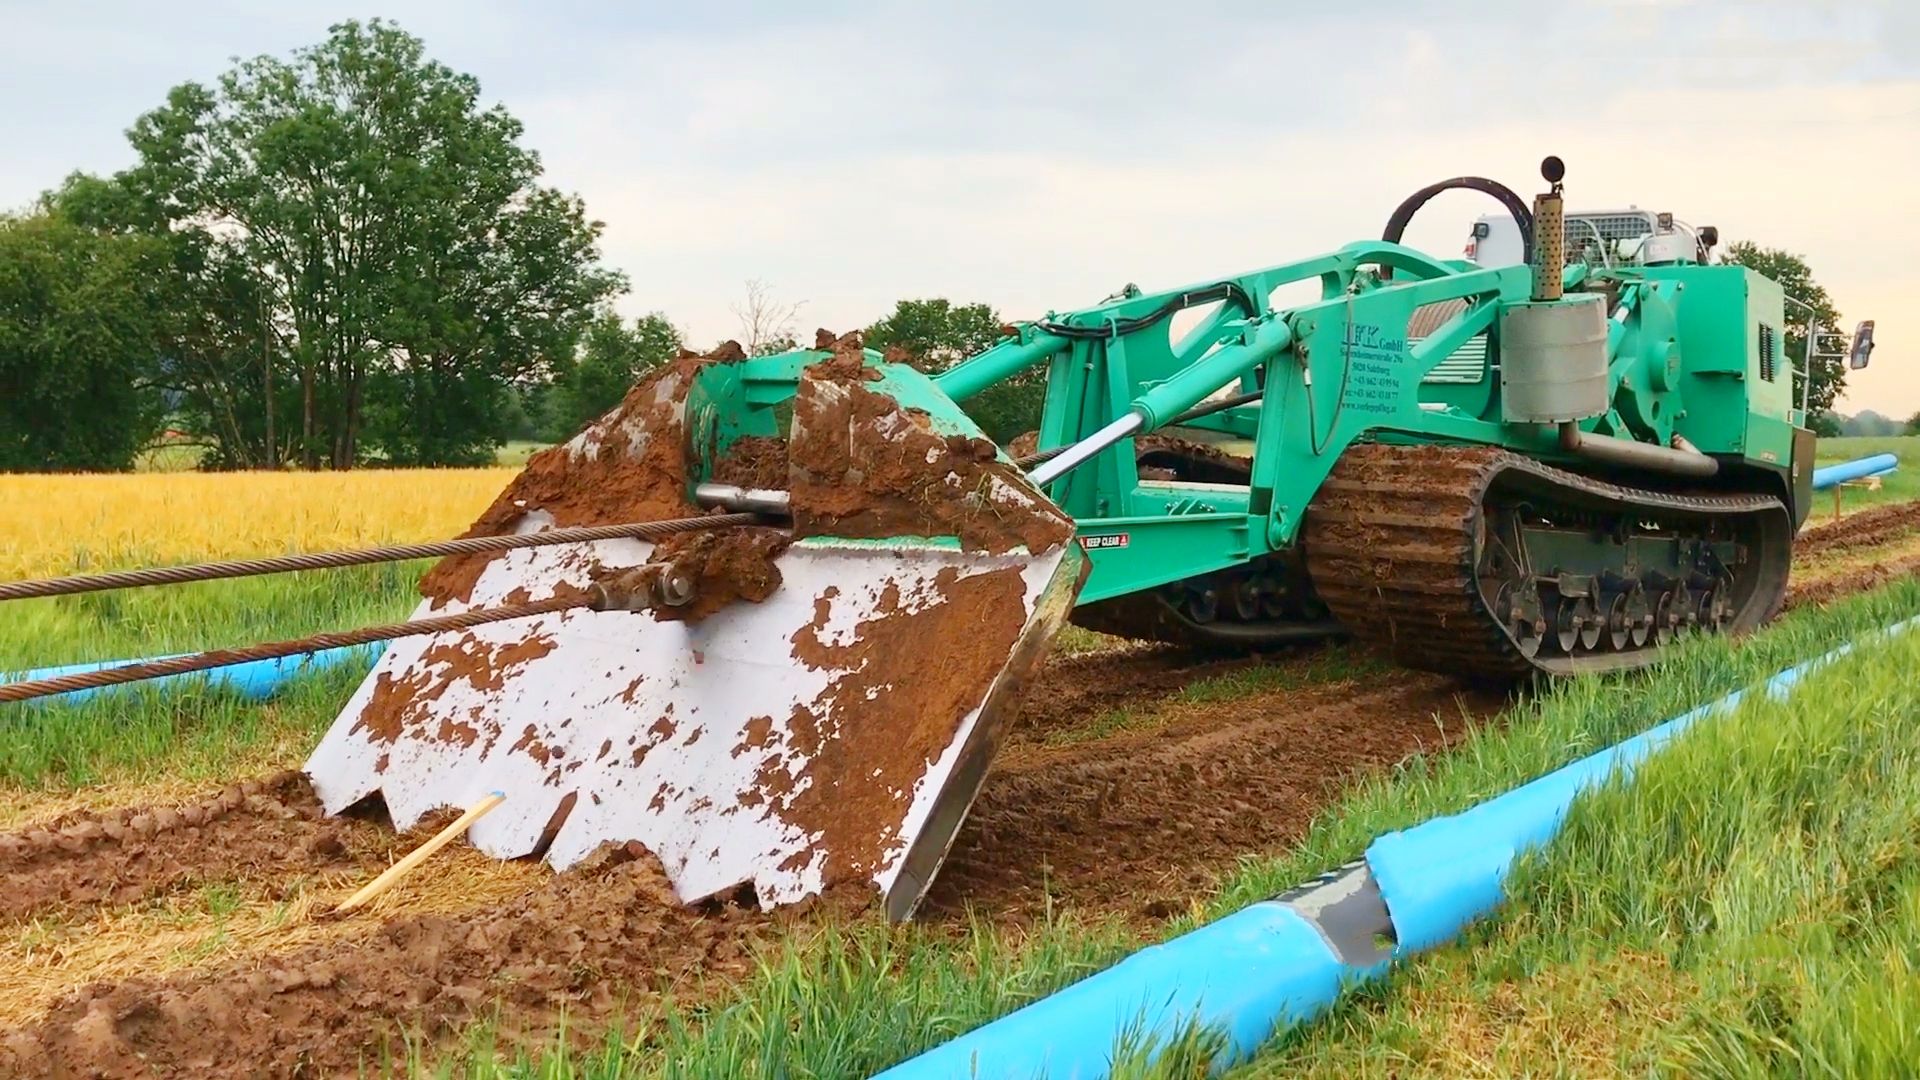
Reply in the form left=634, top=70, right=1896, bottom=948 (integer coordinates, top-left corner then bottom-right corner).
left=1849, top=320, right=1876, bottom=370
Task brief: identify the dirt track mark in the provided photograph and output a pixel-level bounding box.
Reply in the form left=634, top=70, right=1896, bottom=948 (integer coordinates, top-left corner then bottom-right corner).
left=928, top=671, right=1507, bottom=922
left=1001, top=644, right=1275, bottom=754
left=1797, top=499, right=1920, bottom=559
left=2, top=848, right=813, bottom=1080
left=0, top=772, right=396, bottom=925
left=1787, top=549, right=1920, bottom=612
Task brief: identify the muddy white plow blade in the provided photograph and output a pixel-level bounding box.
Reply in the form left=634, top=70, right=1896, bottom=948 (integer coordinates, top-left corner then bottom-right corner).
left=304, top=532, right=1080, bottom=920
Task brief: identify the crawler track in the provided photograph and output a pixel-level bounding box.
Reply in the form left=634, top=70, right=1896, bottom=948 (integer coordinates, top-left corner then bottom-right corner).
left=1304, top=444, right=1792, bottom=680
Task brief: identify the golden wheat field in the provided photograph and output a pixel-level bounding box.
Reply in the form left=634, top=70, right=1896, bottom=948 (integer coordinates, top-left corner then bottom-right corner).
left=2, top=469, right=517, bottom=577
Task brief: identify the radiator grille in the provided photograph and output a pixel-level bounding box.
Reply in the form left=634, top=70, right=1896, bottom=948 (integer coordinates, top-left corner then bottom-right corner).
left=1564, top=211, right=1659, bottom=264
left=1408, top=299, right=1488, bottom=385
left=1568, top=212, right=1658, bottom=247
left=1758, top=323, right=1777, bottom=382
left=1421, top=338, right=1489, bottom=384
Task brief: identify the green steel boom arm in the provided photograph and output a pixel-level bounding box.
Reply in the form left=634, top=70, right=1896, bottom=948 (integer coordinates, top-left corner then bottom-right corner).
left=933, top=238, right=1803, bottom=606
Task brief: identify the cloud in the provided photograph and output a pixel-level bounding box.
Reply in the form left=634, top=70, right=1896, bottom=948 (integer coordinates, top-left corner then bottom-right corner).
left=4, top=0, right=1912, bottom=410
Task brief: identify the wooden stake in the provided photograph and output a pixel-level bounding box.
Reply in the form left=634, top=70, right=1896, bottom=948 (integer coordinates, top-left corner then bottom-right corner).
left=335, top=791, right=506, bottom=914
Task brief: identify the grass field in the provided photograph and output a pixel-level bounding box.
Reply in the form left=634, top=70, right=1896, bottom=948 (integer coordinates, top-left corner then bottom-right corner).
left=2, top=439, right=1918, bottom=1075
left=1813, top=434, right=1918, bottom=518
left=0, top=469, right=513, bottom=580
left=1234, top=604, right=1920, bottom=1077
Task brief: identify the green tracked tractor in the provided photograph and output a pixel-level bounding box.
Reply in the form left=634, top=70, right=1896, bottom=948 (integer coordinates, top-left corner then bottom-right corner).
left=1000, top=156, right=1824, bottom=674
left=296, top=157, right=1863, bottom=918
left=721, top=156, right=1825, bottom=677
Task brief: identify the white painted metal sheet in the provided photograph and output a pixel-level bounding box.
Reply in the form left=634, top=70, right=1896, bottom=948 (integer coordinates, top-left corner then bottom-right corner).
left=304, top=534, right=1071, bottom=912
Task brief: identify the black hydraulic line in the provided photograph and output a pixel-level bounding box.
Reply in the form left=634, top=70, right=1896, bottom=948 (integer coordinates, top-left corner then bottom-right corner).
left=1014, top=390, right=1265, bottom=471
left=0, top=513, right=760, bottom=602
left=0, top=595, right=594, bottom=705
left=1380, top=175, right=1534, bottom=278
left=1036, top=282, right=1258, bottom=341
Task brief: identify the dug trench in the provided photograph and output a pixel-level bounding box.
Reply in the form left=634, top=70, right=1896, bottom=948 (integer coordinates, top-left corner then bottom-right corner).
left=0, top=652, right=1491, bottom=1078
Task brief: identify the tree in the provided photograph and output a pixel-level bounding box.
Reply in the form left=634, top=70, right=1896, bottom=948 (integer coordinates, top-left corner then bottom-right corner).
left=864, top=298, right=1006, bottom=370
left=0, top=213, right=169, bottom=470
left=1907, top=410, right=1920, bottom=436
left=1721, top=242, right=1846, bottom=416
left=112, top=19, right=622, bottom=468
left=864, top=298, right=1033, bottom=443
left=1837, top=410, right=1905, bottom=438
left=48, top=173, right=289, bottom=470
left=732, top=279, right=802, bottom=356
left=549, top=310, right=682, bottom=433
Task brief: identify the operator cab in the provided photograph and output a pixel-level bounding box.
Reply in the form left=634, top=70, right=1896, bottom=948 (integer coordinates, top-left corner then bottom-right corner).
left=1465, top=208, right=1718, bottom=269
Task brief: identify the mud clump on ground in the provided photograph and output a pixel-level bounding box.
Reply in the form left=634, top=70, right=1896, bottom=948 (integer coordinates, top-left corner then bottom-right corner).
left=763, top=564, right=1031, bottom=889
left=3, top=847, right=801, bottom=1080
left=417, top=348, right=746, bottom=607
left=644, top=527, right=792, bottom=623
left=789, top=337, right=1073, bottom=555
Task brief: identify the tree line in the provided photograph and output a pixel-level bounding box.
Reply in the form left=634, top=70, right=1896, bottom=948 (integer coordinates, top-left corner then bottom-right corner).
left=0, top=20, right=1037, bottom=472
left=0, top=19, right=1856, bottom=472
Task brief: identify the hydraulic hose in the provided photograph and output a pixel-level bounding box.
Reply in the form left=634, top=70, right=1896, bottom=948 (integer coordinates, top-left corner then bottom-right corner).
left=1380, top=176, right=1534, bottom=277
left=1035, top=281, right=1258, bottom=341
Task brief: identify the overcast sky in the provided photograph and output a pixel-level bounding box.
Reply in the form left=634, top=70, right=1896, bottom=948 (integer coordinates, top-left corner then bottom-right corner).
left=5, top=0, right=1916, bottom=413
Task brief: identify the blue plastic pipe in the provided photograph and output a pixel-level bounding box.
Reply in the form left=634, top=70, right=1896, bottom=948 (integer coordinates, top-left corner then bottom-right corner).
left=880, top=903, right=1367, bottom=1079
left=1811, top=452, right=1898, bottom=491
left=3, top=643, right=384, bottom=706
left=880, top=616, right=1920, bottom=1079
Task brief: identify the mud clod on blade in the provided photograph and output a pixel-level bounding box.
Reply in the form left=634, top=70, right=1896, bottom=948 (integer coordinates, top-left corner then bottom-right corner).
left=789, top=337, right=1074, bottom=555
